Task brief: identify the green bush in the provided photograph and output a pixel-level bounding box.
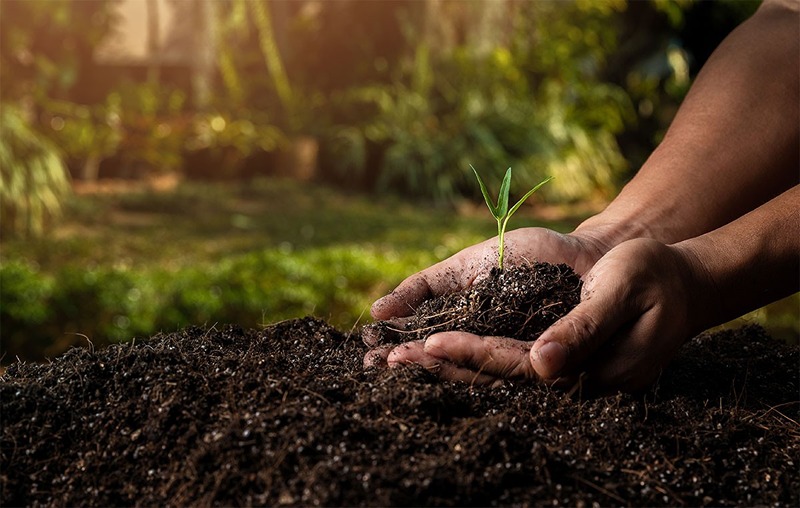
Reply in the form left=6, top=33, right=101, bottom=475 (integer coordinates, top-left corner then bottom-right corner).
left=183, top=111, right=286, bottom=179
left=324, top=3, right=634, bottom=204
left=107, top=82, right=190, bottom=176
left=0, top=245, right=435, bottom=362
left=38, top=98, right=121, bottom=180
left=0, top=261, right=55, bottom=360
left=0, top=105, right=71, bottom=236
left=0, top=261, right=52, bottom=325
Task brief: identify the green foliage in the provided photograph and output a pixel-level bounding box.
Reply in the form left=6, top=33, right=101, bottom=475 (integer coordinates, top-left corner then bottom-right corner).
left=248, top=0, right=293, bottom=120
left=186, top=112, right=286, bottom=169
left=325, top=2, right=633, bottom=203
left=37, top=97, right=122, bottom=180
left=0, top=0, right=117, bottom=101
left=40, top=99, right=121, bottom=160
left=0, top=260, right=55, bottom=361
left=214, top=0, right=321, bottom=134
left=107, top=82, right=190, bottom=175
left=0, top=105, right=71, bottom=236
left=0, top=245, right=435, bottom=362
left=472, top=166, right=552, bottom=269
left=0, top=260, right=52, bottom=325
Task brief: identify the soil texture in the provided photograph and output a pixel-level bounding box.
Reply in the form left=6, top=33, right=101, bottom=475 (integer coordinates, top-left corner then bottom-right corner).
left=2, top=322, right=798, bottom=506
left=364, top=262, right=581, bottom=345
left=2, top=262, right=799, bottom=506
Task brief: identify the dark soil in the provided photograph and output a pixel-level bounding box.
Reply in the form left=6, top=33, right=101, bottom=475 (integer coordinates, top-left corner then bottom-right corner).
left=365, top=262, right=581, bottom=345
left=2, top=263, right=799, bottom=507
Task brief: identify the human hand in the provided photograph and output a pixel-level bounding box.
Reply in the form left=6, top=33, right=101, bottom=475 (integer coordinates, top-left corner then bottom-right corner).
left=367, top=237, right=710, bottom=394
left=370, top=227, right=607, bottom=321
left=528, top=237, right=710, bottom=393
left=364, top=227, right=612, bottom=373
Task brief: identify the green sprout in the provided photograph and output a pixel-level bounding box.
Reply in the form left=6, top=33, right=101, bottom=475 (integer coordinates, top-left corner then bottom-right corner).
left=471, top=165, right=553, bottom=270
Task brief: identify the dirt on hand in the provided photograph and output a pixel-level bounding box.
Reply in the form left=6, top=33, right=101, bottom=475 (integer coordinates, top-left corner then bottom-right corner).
left=2, top=262, right=798, bottom=506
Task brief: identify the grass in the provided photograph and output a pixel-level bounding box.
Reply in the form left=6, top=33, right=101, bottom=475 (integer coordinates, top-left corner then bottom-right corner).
left=1, top=177, right=796, bottom=363
left=7, top=178, right=577, bottom=273
left=0, top=177, right=582, bottom=361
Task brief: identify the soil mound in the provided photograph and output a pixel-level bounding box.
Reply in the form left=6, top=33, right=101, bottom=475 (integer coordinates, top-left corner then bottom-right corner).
left=2, top=318, right=798, bottom=506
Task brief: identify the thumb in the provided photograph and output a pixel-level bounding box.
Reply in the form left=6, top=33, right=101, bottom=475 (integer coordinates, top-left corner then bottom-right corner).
left=530, top=284, right=634, bottom=380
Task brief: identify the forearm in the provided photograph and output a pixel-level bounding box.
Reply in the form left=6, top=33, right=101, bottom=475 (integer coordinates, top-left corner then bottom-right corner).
left=677, top=185, right=800, bottom=330
left=575, top=0, right=799, bottom=249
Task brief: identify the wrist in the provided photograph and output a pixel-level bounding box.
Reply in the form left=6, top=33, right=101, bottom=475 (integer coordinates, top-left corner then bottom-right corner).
left=571, top=212, right=662, bottom=255
left=670, top=241, right=724, bottom=333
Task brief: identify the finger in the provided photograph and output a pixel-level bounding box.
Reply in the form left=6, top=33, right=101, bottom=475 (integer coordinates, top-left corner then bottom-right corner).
left=424, top=332, right=538, bottom=381
left=386, top=340, right=501, bottom=386
left=371, top=247, right=490, bottom=320
left=434, top=361, right=504, bottom=386
left=371, top=274, right=435, bottom=320
left=361, top=317, right=415, bottom=346
left=530, top=281, right=638, bottom=380
left=363, top=345, right=394, bottom=368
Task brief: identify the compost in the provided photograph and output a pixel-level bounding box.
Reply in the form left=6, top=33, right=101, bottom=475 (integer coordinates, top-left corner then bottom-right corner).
left=363, top=262, right=581, bottom=346
left=2, top=263, right=798, bottom=507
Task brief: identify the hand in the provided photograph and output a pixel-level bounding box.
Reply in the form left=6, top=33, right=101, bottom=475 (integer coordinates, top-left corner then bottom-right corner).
left=364, top=227, right=612, bottom=376
left=370, top=227, right=608, bottom=320
left=529, top=238, right=710, bottom=393
left=368, top=237, right=711, bottom=394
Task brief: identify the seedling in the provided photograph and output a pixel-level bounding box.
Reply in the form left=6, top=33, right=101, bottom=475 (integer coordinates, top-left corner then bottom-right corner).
left=471, top=165, right=552, bottom=270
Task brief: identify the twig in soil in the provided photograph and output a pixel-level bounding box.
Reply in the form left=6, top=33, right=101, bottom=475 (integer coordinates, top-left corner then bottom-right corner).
left=731, top=369, right=749, bottom=410
left=568, top=474, right=627, bottom=505
left=68, top=362, right=86, bottom=390
left=297, top=387, right=332, bottom=406
left=761, top=403, right=800, bottom=428
left=386, top=316, right=461, bottom=335
left=653, top=479, right=686, bottom=506
left=566, top=372, right=586, bottom=398
left=521, top=301, right=563, bottom=330
left=347, top=306, right=370, bottom=338
left=201, top=323, right=219, bottom=340
left=66, top=332, right=94, bottom=353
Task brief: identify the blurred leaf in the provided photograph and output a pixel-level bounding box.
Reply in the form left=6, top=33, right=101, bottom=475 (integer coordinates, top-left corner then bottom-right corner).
left=0, top=104, right=70, bottom=237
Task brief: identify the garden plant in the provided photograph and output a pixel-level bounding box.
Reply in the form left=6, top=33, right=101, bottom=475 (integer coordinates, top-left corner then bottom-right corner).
left=471, top=165, right=552, bottom=269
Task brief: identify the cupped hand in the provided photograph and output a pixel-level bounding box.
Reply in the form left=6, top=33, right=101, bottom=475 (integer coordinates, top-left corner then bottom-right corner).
left=370, top=227, right=608, bottom=321
left=364, top=227, right=612, bottom=377
left=528, top=237, right=712, bottom=393
left=367, top=237, right=713, bottom=394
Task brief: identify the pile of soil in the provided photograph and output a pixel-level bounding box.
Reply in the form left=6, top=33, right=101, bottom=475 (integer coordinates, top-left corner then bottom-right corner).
left=2, top=263, right=799, bottom=506
left=365, top=262, right=581, bottom=345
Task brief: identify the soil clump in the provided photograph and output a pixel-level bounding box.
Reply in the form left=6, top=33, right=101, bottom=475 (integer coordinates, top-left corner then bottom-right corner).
left=2, top=262, right=798, bottom=506
left=365, top=262, right=581, bottom=345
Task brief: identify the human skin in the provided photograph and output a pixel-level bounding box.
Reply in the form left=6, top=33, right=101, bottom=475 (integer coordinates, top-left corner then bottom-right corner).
left=366, top=0, right=799, bottom=391
left=528, top=185, right=800, bottom=392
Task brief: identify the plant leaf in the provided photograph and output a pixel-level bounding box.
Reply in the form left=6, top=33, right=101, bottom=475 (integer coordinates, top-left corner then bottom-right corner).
left=507, top=176, right=554, bottom=218
left=497, top=167, right=511, bottom=217
left=471, top=164, right=499, bottom=218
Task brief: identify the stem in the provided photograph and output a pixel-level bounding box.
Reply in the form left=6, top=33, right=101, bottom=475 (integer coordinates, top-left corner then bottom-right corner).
left=497, top=218, right=505, bottom=270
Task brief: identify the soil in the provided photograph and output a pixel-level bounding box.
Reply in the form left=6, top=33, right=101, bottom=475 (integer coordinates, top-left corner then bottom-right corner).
left=2, top=263, right=799, bottom=507
left=364, top=262, right=581, bottom=346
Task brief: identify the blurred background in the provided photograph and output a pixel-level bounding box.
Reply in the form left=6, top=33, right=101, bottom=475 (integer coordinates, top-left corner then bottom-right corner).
left=1, top=0, right=795, bottom=363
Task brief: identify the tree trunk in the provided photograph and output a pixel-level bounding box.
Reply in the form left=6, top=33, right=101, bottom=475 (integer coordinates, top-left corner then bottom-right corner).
left=146, top=0, right=160, bottom=84
left=192, top=0, right=216, bottom=110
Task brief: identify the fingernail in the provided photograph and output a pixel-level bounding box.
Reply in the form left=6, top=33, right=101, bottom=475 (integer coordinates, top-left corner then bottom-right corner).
left=532, top=341, right=566, bottom=375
